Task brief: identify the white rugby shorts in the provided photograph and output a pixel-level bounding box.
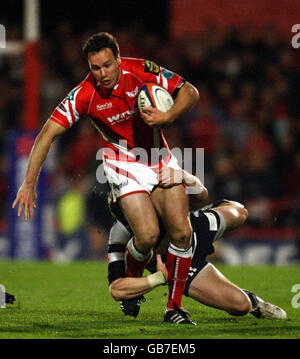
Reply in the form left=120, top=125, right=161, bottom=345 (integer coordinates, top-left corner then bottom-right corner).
left=103, top=154, right=181, bottom=202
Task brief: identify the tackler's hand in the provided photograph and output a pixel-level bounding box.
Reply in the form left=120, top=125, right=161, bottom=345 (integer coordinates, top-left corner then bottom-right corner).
left=158, top=167, right=184, bottom=188
left=156, top=254, right=168, bottom=281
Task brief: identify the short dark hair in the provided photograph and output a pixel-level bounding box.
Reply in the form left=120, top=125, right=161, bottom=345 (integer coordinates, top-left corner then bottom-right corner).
left=82, top=32, right=120, bottom=58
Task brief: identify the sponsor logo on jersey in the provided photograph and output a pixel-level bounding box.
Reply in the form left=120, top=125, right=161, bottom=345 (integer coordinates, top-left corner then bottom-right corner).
left=65, top=89, right=76, bottom=101
left=109, top=180, right=129, bottom=193
left=188, top=267, right=197, bottom=277
left=117, top=180, right=129, bottom=189
left=107, top=109, right=136, bottom=124
left=161, top=68, right=174, bottom=79
left=126, top=86, right=139, bottom=97
left=144, top=60, right=160, bottom=75
left=97, top=102, right=113, bottom=111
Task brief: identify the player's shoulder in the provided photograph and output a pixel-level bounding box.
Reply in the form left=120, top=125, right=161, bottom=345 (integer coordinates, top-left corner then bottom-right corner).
left=79, top=72, right=97, bottom=92
left=120, top=57, right=146, bottom=84
left=67, top=72, right=95, bottom=101
left=121, top=57, right=160, bottom=74
left=121, top=57, right=162, bottom=84
left=121, top=57, right=145, bottom=70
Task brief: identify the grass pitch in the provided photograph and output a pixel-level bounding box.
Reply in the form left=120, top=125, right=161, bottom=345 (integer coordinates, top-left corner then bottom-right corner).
left=0, top=261, right=300, bottom=339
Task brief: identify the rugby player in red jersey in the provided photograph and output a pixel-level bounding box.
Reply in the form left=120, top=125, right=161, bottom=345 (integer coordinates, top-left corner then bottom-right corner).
left=107, top=168, right=287, bottom=323
left=12, top=32, right=199, bottom=323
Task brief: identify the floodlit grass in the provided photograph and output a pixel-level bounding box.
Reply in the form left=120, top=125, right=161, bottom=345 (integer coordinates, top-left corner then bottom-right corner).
left=0, top=261, right=300, bottom=339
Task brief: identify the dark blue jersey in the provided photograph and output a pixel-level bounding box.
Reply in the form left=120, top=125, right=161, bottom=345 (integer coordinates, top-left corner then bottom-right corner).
left=107, top=209, right=226, bottom=293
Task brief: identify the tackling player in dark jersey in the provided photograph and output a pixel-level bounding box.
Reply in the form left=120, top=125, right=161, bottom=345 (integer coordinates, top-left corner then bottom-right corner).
left=107, top=168, right=287, bottom=323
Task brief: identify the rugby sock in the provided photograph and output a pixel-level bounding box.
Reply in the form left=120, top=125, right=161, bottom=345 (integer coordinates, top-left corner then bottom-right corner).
left=243, top=289, right=258, bottom=310
left=125, top=237, right=152, bottom=277
left=166, top=243, right=193, bottom=309
left=242, top=289, right=263, bottom=317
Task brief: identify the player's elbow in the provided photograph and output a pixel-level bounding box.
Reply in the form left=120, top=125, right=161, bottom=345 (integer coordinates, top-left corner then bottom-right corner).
left=194, top=88, right=200, bottom=103
left=190, top=84, right=200, bottom=105
left=109, top=283, right=122, bottom=301
left=109, top=279, right=127, bottom=301
left=183, top=81, right=200, bottom=106
left=190, top=87, right=200, bottom=105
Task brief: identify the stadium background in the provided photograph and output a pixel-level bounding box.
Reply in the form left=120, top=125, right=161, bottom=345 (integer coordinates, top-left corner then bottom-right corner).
left=0, top=0, right=300, bottom=265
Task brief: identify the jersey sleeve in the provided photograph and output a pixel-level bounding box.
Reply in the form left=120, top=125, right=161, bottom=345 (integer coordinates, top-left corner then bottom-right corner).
left=127, top=58, right=186, bottom=98
left=49, top=83, right=91, bottom=129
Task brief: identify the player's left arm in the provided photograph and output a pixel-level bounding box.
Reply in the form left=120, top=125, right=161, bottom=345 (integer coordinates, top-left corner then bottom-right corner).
left=109, top=255, right=167, bottom=301
left=142, top=81, right=199, bottom=127
left=107, top=220, right=167, bottom=301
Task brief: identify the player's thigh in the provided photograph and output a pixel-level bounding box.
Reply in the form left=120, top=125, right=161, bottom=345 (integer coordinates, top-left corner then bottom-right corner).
left=152, top=185, right=191, bottom=233
left=188, top=264, right=251, bottom=313
left=119, top=192, right=160, bottom=241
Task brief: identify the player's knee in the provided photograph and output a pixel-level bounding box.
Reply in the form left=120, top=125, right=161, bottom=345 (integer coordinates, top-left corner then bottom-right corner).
left=227, top=201, right=248, bottom=228
left=227, top=201, right=248, bottom=216
left=228, top=291, right=252, bottom=316
left=235, top=205, right=248, bottom=225
left=141, top=228, right=160, bottom=250
left=170, top=223, right=193, bottom=249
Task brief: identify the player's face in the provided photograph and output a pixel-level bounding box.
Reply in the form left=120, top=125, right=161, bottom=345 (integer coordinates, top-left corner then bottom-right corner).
left=88, top=48, right=121, bottom=89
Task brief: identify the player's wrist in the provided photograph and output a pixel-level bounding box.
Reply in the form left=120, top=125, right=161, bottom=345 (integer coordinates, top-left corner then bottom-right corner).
left=24, top=179, right=37, bottom=188
left=147, top=271, right=167, bottom=288
left=165, top=109, right=176, bottom=125
left=182, top=170, right=196, bottom=187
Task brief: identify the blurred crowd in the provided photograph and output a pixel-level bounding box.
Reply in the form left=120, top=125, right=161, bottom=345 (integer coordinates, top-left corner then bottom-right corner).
left=1, top=20, right=300, bottom=259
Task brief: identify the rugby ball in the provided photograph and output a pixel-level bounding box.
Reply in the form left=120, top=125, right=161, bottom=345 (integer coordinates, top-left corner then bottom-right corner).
left=137, top=83, right=174, bottom=113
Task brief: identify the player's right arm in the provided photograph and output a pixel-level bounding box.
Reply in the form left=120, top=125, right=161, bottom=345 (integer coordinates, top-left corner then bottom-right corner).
left=12, top=80, right=91, bottom=221
left=109, top=255, right=168, bottom=301
left=128, top=58, right=199, bottom=128
left=12, top=120, right=67, bottom=221
left=108, top=220, right=168, bottom=301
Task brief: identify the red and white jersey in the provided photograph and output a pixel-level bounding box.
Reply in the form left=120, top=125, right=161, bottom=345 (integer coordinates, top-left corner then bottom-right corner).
left=50, top=57, right=185, bottom=165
